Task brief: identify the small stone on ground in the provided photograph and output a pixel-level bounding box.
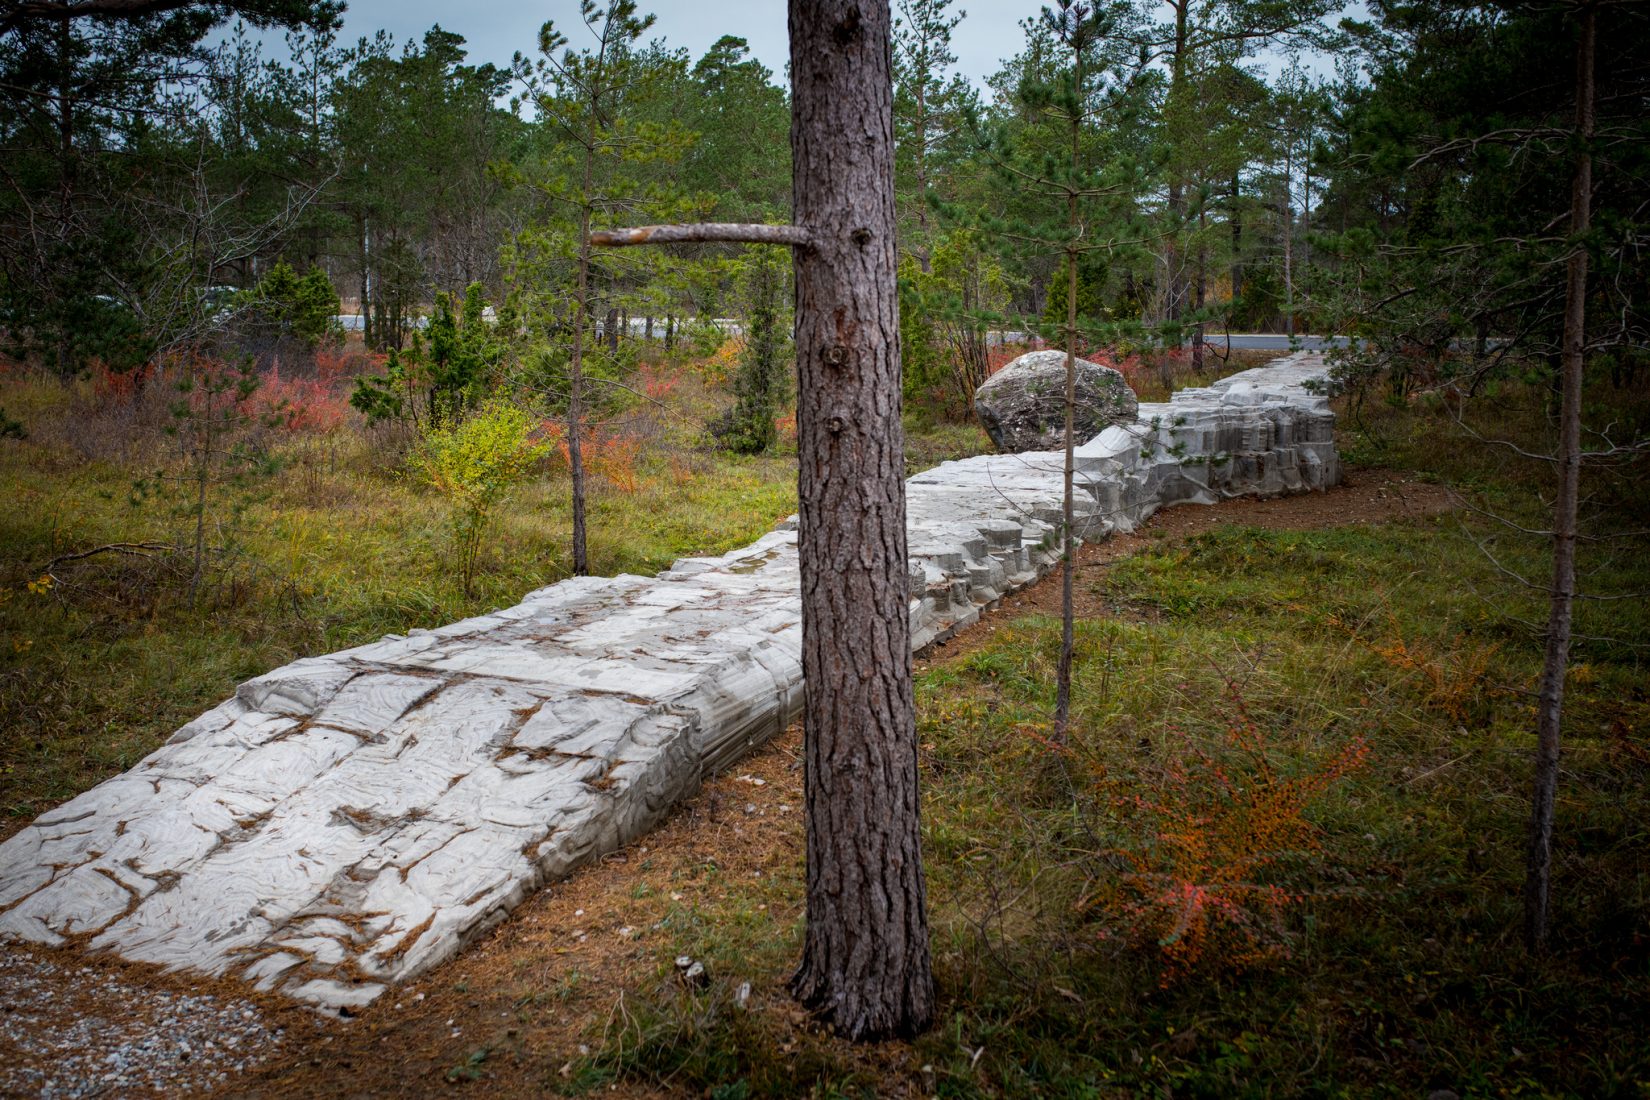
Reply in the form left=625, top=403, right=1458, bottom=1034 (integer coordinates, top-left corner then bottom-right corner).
left=0, top=946, right=283, bottom=1098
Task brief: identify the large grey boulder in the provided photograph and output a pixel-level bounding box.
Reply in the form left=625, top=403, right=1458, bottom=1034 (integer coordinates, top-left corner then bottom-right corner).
left=974, top=349, right=1139, bottom=453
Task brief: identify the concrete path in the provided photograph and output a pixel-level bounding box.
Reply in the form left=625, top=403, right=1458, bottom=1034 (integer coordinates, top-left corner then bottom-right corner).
left=0, top=354, right=1338, bottom=1011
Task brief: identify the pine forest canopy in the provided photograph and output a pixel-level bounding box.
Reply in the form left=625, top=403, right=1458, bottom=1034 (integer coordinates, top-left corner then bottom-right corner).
left=5, top=0, right=1640, bottom=385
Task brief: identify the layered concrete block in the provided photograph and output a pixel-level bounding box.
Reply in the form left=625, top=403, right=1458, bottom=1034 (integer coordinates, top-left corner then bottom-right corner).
left=0, top=353, right=1339, bottom=1009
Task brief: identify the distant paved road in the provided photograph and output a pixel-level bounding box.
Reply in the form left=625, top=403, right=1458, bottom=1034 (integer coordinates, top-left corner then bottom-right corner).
left=985, top=330, right=1352, bottom=351
left=1208, top=334, right=1351, bottom=351
left=332, top=315, right=1351, bottom=352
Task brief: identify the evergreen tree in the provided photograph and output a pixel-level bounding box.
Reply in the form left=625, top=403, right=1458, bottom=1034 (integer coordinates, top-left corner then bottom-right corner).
left=1313, top=0, right=1649, bottom=951
left=892, top=0, right=971, bottom=271
left=1129, top=0, right=1335, bottom=341
left=954, top=0, right=1152, bottom=738
left=331, top=27, right=519, bottom=350
left=0, top=0, right=339, bottom=376
left=720, top=243, right=790, bottom=454
left=511, top=0, right=691, bottom=576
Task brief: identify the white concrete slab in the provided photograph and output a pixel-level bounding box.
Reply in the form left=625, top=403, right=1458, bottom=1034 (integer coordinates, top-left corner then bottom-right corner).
left=0, top=353, right=1339, bottom=1010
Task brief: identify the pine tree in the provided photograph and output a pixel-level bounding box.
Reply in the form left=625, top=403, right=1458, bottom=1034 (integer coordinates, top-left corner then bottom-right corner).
left=892, top=0, right=970, bottom=271
left=722, top=242, right=790, bottom=454
left=961, top=0, right=1150, bottom=739
left=511, top=0, right=690, bottom=575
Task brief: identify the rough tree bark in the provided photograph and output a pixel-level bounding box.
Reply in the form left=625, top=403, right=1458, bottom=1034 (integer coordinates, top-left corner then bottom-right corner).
left=786, top=0, right=934, bottom=1040
left=1524, top=1, right=1594, bottom=954
left=589, top=0, right=934, bottom=1039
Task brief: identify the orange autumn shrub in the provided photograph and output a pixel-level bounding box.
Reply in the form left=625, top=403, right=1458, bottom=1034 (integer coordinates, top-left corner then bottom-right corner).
left=537, top=419, right=643, bottom=493
left=1370, top=615, right=1504, bottom=728
left=1094, top=679, right=1369, bottom=984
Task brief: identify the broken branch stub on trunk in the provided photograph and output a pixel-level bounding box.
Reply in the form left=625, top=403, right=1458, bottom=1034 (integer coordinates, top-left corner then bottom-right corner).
left=589, top=223, right=813, bottom=249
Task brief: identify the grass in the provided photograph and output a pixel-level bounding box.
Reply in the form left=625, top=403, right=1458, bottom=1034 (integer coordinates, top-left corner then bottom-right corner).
left=3, top=353, right=1646, bottom=1097
left=539, top=378, right=1649, bottom=1098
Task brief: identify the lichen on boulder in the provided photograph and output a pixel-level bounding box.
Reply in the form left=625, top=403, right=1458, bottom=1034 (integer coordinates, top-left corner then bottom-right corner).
left=974, top=349, right=1139, bottom=453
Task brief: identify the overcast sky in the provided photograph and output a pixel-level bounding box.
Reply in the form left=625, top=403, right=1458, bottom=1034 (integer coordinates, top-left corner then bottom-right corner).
left=335, top=1, right=947, bottom=86
left=328, top=1, right=1355, bottom=96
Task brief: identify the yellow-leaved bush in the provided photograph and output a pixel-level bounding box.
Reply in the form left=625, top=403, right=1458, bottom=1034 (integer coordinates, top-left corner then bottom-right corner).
left=412, top=399, right=549, bottom=595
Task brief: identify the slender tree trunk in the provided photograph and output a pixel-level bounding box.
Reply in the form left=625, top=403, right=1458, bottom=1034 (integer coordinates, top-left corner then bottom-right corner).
left=1301, top=135, right=1312, bottom=328
left=1192, top=206, right=1207, bottom=374
left=1282, top=142, right=1295, bottom=337
left=787, top=0, right=934, bottom=1041
left=914, top=76, right=931, bottom=274
left=189, top=415, right=210, bottom=605
left=1054, top=48, right=1083, bottom=743
left=1524, top=2, right=1594, bottom=954
left=1163, top=1, right=1190, bottom=334
left=568, top=191, right=592, bottom=576
left=54, top=19, right=75, bottom=378
left=1230, top=171, right=1243, bottom=306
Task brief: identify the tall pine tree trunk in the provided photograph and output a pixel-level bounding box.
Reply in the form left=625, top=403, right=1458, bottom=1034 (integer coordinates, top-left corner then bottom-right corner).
left=1162, top=1, right=1190, bottom=336
left=358, top=215, right=373, bottom=350
left=1524, top=1, right=1594, bottom=954
left=54, top=19, right=76, bottom=379
left=1192, top=207, right=1207, bottom=374
left=914, top=75, right=931, bottom=273
left=1282, top=141, right=1295, bottom=338
left=787, top=0, right=934, bottom=1041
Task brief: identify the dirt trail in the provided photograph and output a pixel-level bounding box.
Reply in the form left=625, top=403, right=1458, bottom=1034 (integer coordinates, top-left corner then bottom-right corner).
left=0, top=467, right=1453, bottom=1099
left=919, top=466, right=1453, bottom=667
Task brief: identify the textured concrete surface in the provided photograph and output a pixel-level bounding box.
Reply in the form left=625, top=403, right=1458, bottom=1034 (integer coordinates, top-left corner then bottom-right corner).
left=0, top=353, right=1338, bottom=1010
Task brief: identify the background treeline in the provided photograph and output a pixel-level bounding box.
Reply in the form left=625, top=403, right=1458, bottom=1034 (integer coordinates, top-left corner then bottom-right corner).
left=0, top=0, right=790, bottom=379
left=4, top=0, right=1644, bottom=416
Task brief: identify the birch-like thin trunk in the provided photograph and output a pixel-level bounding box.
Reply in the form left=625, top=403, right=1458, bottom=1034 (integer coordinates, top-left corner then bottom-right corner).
left=1282, top=141, right=1294, bottom=338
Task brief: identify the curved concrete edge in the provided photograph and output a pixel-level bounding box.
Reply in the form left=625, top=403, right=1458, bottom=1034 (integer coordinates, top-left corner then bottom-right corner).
left=0, top=353, right=1338, bottom=1011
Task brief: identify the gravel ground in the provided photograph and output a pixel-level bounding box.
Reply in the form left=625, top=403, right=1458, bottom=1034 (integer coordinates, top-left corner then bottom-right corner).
left=0, top=946, right=285, bottom=1098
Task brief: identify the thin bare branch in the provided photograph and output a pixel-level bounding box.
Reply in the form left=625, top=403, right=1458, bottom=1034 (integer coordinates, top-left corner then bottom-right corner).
left=41, top=542, right=177, bottom=574
left=589, top=223, right=812, bottom=249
